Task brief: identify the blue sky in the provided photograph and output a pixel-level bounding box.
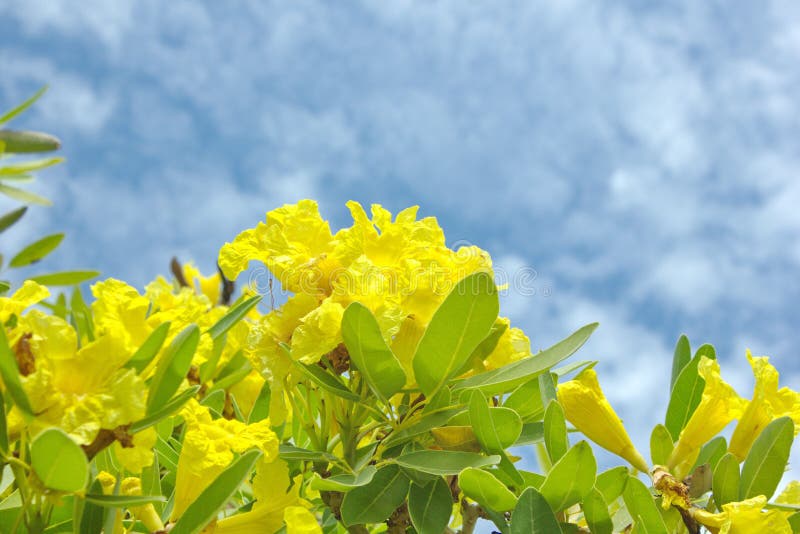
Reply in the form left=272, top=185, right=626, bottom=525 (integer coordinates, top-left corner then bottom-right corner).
left=2, top=0, right=800, bottom=498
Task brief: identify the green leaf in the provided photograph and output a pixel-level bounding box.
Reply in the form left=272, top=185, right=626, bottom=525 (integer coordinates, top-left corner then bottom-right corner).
left=413, top=272, right=499, bottom=397
left=621, top=477, right=667, bottom=533
left=341, top=464, right=410, bottom=526
left=9, top=233, right=63, bottom=268
left=83, top=494, right=166, bottom=508
left=664, top=348, right=715, bottom=441
left=0, top=327, right=34, bottom=418
left=454, top=323, right=598, bottom=394
left=649, top=424, right=673, bottom=466
left=469, top=392, right=522, bottom=453
left=206, top=295, right=261, bottom=340
left=310, top=466, right=378, bottom=492
left=582, top=488, right=612, bottom=534
left=739, top=416, right=794, bottom=500
left=170, top=448, right=262, bottom=534
left=670, top=335, right=691, bottom=393
left=146, top=325, right=200, bottom=415
left=27, top=271, right=100, bottom=286
left=544, top=401, right=568, bottom=464
left=0, top=183, right=52, bottom=205
left=293, top=360, right=359, bottom=401
left=503, top=378, right=544, bottom=421
left=459, top=467, right=517, bottom=512
left=408, top=477, right=453, bottom=534
left=0, top=157, right=63, bottom=175
left=539, top=441, right=597, bottom=512
left=199, top=334, right=227, bottom=383
left=0, top=389, right=8, bottom=455
left=0, top=130, right=60, bottom=154
left=30, top=428, right=88, bottom=492
left=0, top=207, right=26, bottom=233
left=80, top=478, right=107, bottom=534
left=382, top=407, right=466, bottom=449
left=395, top=450, right=500, bottom=476
left=0, top=86, right=48, bottom=125
left=712, top=453, right=740, bottom=508
left=0, top=281, right=9, bottom=295
left=278, top=444, right=337, bottom=463
left=248, top=380, right=271, bottom=424
left=692, top=436, right=727, bottom=471
left=514, top=422, right=545, bottom=446
left=130, top=385, right=200, bottom=434
left=125, top=322, right=171, bottom=373
left=594, top=467, right=628, bottom=508
left=510, top=487, right=562, bottom=534
left=342, top=302, right=406, bottom=401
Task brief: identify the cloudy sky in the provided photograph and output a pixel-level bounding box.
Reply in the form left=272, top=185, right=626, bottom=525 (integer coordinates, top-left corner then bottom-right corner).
left=2, top=0, right=799, bottom=501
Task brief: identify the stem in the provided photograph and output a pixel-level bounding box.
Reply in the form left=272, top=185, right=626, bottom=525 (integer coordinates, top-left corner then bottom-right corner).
left=460, top=500, right=481, bottom=534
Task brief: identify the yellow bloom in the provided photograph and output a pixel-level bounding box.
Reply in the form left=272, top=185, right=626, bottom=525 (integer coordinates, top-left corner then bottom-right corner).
left=557, top=368, right=649, bottom=472
left=291, top=299, right=344, bottom=364
left=776, top=480, right=800, bottom=505
left=114, top=427, right=157, bottom=473
left=121, top=477, right=164, bottom=532
left=0, top=280, right=49, bottom=323
left=171, top=399, right=279, bottom=520
left=692, top=496, right=792, bottom=533
left=91, top=279, right=151, bottom=351
left=183, top=262, right=222, bottom=304
left=213, top=458, right=320, bottom=534
left=729, top=350, right=800, bottom=460
left=483, top=317, right=531, bottom=370
left=669, top=357, right=746, bottom=477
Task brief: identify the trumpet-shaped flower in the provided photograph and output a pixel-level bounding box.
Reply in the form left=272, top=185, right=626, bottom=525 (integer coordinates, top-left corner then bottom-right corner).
left=692, top=496, right=792, bottom=533
left=171, top=399, right=279, bottom=520
left=213, top=457, right=320, bottom=534
left=776, top=480, right=800, bottom=505
left=183, top=262, right=222, bottom=304
left=121, top=476, right=165, bottom=532
left=729, top=350, right=800, bottom=460
left=557, top=368, right=649, bottom=472
left=0, top=280, right=49, bottom=323
left=669, top=357, right=746, bottom=477
left=482, top=317, right=531, bottom=370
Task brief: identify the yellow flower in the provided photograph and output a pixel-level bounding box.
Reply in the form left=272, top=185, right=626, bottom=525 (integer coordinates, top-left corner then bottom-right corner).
left=291, top=299, right=344, bottom=364
left=669, top=357, right=746, bottom=478
left=482, top=317, right=531, bottom=370
left=692, top=496, right=792, bottom=533
left=183, top=262, right=222, bottom=304
left=776, top=480, right=800, bottom=505
left=0, top=281, right=50, bottom=323
left=213, top=458, right=320, bottom=534
left=121, top=476, right=165, bottom=532
left=171, top=399, right=279, bottom=521
left=729, top=350, right=800, bottom=460
left=91, top=279, right=151, bottom=351
left=557, top=368, right=649, bottom=472
left=114, top=427, right=157, bottom=473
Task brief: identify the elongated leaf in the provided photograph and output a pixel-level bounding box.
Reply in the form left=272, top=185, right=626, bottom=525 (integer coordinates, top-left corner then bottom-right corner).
left=28, top=271, right=100, bottom=286
left=0, top=207, right=26, bottom=233
left=278, top=444, right=337, bottom=463
left=0, top=157, right=63, bottom=175
left=9, top=233, right=63, bottom=268
left=311, top=466, right=377, bottom=492
left=511, top=487, right=561, bottom=534
left=503, top=378, right=544, bottom=421
left=0, top=281, right=9, bottom=295
left=382, top=407, right=465, bottom=448
left=408, top=477, right=453, bottom=534
left=0, top=130, right=60, bottom=153
left=0, top=183, right=51, bottom=205
left=248, top=380, right=271, bottom=424
left=459, top=467, right=517, bottom=512
left=395, top=450, right=500, bottom=476
left=664, top=348, right=715, bottom=441
left=199, top=334, right=226, bottom=383
left=595, top=466, right=629, bottom=505
left=649, top=424, right=673, bottom=466
left=514, top=422, right=545, bottom=446
left=0, top=389, right=7, bottom=455
left=413, top=272, right=499, bottom=396
left=341, top=464, right=410, bottom=526
left=692, top=436, right=727, bottom=471
left=146, top=325, right=200, bottom=415
left=622, top=477, right=667, bottom=532
left=0, top=86, right=47, bottom=125
left=206, top=295, right=261, bottom=340
left=544, top=400, right=568, bottom=464
left=0, top=327, right=33, bottom=418
left=582, top=488, right=612, bottom=534
left=84, top=494, right=166, bottom=508
left=130, top=385, right=200, bottom=434
left=670, top=335, right=691, bottom=393
left=469, top=392, right=522, bottom=453
left=342, top=302, right=406, bottom=401
left=454, top=323, right=598, bottom=394
left=712, top=453, right=740, bottom=508
left=125, top=322, right=171, bottom=373
left=80, top=478, right=107, bottom=534
left=740, top=416, right=793, bottom=500
left=431, top=426, right=480, bottom=452
left=293, top=360, right=359, bottom=401
left=170, top=449, right=262, bottom=534
left=30, top=428, right=88, bottom=492
left=539, top=441, right=596, bottom=511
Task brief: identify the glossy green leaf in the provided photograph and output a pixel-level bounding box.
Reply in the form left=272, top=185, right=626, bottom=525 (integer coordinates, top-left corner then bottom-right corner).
left=84, top=494, right=166, bottom=507
left=0, top=327, right=33, bottom=418
left=382, top=407, right=465, bottom=448
left=670, top=335, right=691, bottom=393
left=712, top=453, right=740, bottom=508
left=454, top=323, right=598, bottom=394
left=692, top=435, right=727, bottom=471
left=539, top=441, right=597, bottom=512
left=595, top=467, right=628, bottom=507
left=582, top=488, right=612, bottom=534
left=30, top=428, right=88, bottom=492
left=206, top=295, right=261, bottom=340
left=544, top=400, right=568, bottom=464
left=146, top=325, right=200, bottom=415
left=342, top=302, right=406, bottom=401
left=27, top=271, right=100, bottom=286
left=0, top=183, right=51, bottom=205
left=503, top=378, right=545, bottom=421
left=0, top=86, right=47, bottom=125
left=469, top=392, right=522, bottom=453
left=0, top=389, right=7, bottom=455
left=395, top=450, right=500, bottom=476
left=311, top=466, right=377, bottom=492
left=341, top=464, right=410, bottom=526
left=408, top=477, right=453, bottom=534
left=130, top=385, right=200, bottom=434
left=649, top=424, right=673, bottom=466
left=293, top=360, right=359, bottom=401
left=125, top=322, right=171, bottom=373
left=278, top=444, right=337, bottom=463
left=413, top=272, right=499, bottom=396
left=80, top=478, right=107, bottom=534
left=170, top=449, right=262, bottom=534
left=0, top=157, right=63, bottom=175
left=459, top=467, right=517, bottom=512
left=248, top=380, right=271, bottom=424
left=740, top=416, right=794, bottom=500
left=664, top=347, right=716, bottom=441
left=514, top=422, right=545, bottom=446
left=621, top=477, right=667, bottom=532
left=0, top=207, right=26, bottom=233
left=0, top=130, right=60, bottom=154
left=9, top=233, right=63, bottom=268
left=0, top=281, right=9, bottom=295
left=511, top=487, right=561, bottom=534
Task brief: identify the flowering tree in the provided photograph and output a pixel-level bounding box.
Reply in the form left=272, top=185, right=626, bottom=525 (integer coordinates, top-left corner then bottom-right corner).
left=0, top=92, right=799, bottom=534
